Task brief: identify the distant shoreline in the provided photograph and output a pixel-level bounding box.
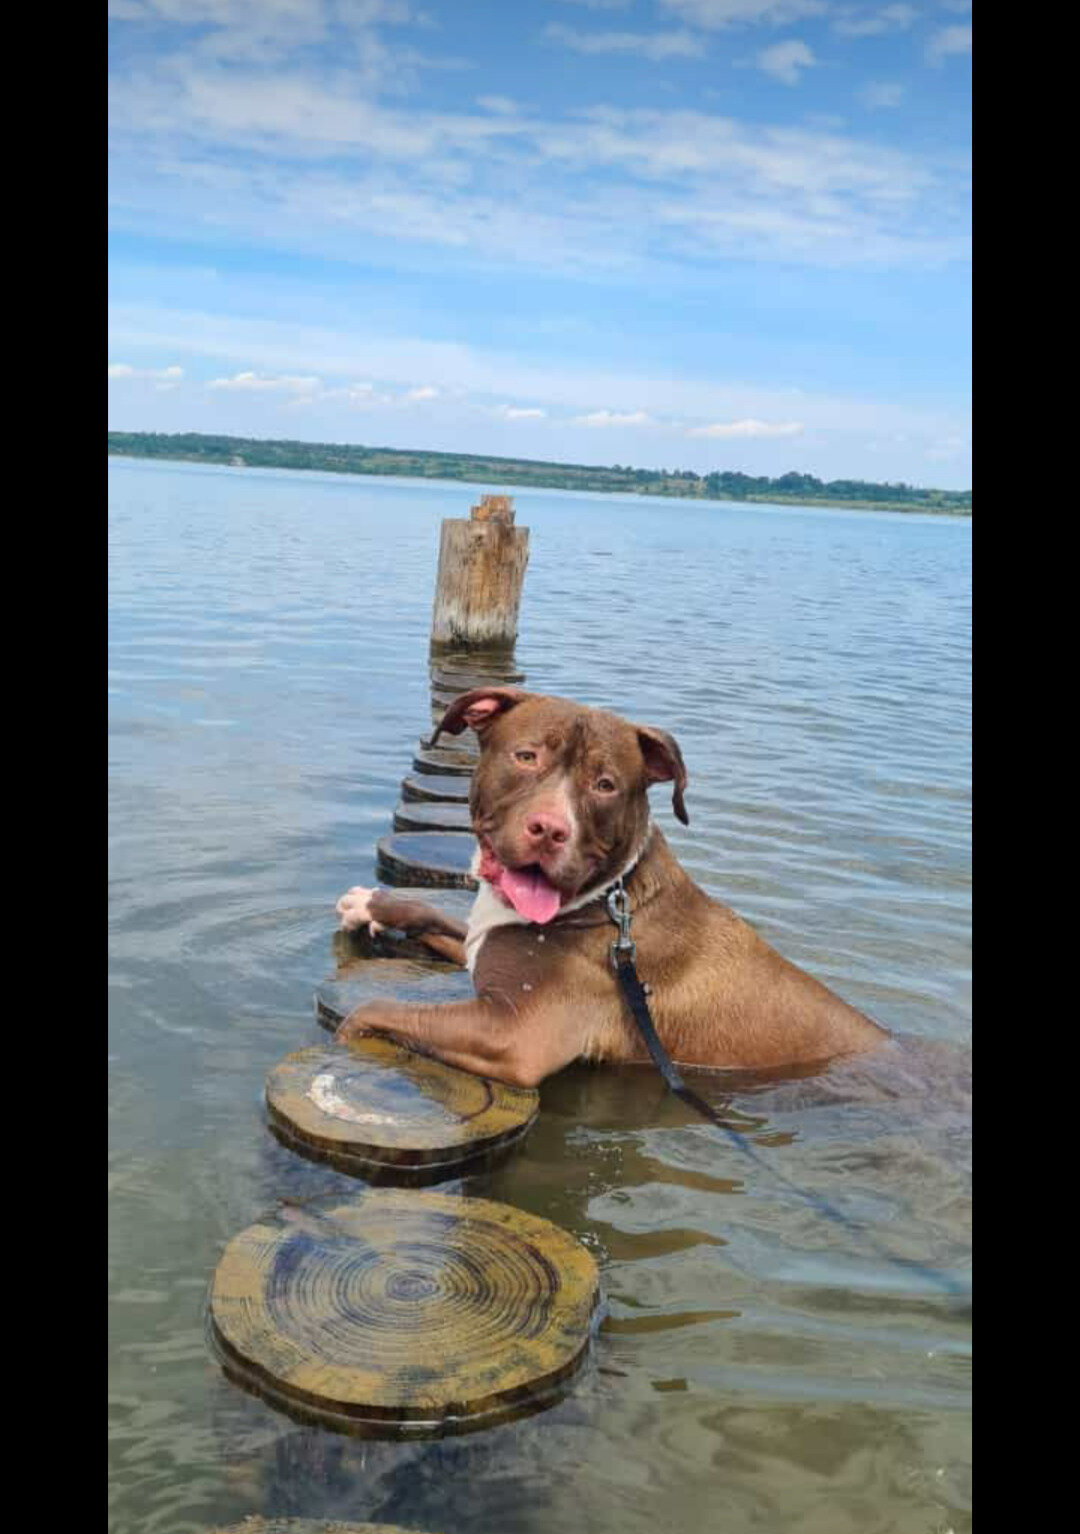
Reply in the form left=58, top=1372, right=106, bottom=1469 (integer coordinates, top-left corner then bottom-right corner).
left=107, top=431, right=972, bottom=517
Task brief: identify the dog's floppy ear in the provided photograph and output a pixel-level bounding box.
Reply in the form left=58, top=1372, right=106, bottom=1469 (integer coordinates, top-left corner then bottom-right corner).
left=432, top=687, right=528, bottom=747
left=636, top=725, right=689, bottom=826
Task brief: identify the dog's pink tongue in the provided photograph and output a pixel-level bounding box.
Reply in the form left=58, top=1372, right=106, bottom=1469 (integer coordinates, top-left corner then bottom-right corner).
left=499, top=865, right=562, bottom=924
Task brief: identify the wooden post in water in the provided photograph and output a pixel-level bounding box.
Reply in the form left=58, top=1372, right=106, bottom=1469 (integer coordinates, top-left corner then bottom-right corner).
left=430, top=495, right=529, bottom=652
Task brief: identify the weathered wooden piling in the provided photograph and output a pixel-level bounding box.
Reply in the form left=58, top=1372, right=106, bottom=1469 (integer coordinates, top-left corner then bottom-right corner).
left=430, top=495, right=529, bottom=651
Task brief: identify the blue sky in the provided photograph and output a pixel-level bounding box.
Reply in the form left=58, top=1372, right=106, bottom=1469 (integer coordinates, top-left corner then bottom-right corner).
left=108, top=0, right=972, bottom=488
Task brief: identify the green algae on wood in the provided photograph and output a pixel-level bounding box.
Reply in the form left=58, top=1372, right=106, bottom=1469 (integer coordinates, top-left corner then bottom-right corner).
left=208, top=1189, right=599, bottom=1436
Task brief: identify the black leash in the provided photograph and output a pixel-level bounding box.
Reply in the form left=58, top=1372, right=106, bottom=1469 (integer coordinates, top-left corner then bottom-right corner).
left=605, top=881, right=969, bottom=1303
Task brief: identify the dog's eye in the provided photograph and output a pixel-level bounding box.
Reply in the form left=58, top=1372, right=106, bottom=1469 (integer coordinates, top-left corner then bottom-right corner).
left=595, top=776, right=617, bottom=794
left=514, top=749, right=538, bottom=765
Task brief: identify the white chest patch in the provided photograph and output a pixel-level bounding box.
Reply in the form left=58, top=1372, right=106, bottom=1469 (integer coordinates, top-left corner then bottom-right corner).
left=462, top=825, right=654, bottom=975
left=463, top=849, right=529, bottom=974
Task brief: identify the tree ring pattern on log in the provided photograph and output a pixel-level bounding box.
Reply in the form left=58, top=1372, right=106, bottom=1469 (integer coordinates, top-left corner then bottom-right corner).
left=208, top=1190, right=600, bottom=1435
left=265, top=1039, right=537, bottom=1172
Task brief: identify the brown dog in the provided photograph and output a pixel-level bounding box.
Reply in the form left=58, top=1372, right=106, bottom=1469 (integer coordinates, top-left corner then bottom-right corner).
left=335, top=689, right=886, bottom=1085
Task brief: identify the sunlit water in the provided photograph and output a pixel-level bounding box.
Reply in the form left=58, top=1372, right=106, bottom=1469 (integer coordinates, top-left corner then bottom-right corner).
left=108, top=458, right=971, bottom=1534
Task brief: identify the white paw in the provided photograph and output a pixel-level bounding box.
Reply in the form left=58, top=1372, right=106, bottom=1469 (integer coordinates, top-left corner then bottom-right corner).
left=335, top=886, right=386, bottom=935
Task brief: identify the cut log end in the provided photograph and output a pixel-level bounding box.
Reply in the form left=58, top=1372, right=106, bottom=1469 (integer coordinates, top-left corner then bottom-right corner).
left=209, top=1189, right=600, bottom=1437
left=376, top=832, right=477, bottom=889
left=265, top=1038, right=538, bottom=1178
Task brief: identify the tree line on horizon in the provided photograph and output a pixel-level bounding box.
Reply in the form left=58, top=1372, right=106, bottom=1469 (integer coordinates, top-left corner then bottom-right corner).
left=107, top=430, right=972, bottom=513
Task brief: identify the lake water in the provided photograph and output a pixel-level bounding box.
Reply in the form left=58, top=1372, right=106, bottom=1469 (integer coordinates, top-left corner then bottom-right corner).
left=108, top=458, right=971, bottom=1534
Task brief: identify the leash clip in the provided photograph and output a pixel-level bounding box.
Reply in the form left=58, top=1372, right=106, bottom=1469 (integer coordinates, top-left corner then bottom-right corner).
left=606, top=879, right=636, bottom=970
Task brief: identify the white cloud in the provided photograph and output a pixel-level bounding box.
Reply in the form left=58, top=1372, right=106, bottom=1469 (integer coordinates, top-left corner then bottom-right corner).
left=207, top=370, right=322, bottom=393
left=476, top=95, right=519, bottom=115
left=496, top=405, right=547, bottom=420
left=859, top=81, right=906, bottom=109
left=927, top=24, right=972, bottom=63
left=925, top=432, right=970, bottom=461
left=659, top=0, right=826, bottom=27
left=405, top=385, right=439, bottom=400
left=544, top=24, right=705, bottom=60
left=833, top=5, right=919, bottom=37
left=108, top=361, right=184, bottom=380
left=109, top=32, right=969, bottom=274
left=757, top=40, right=817, bottom=85
left=687, top=418, right=805, bottom=438
left=107, top=300, right=971, bottom=474
left=572, top=409, right=653, bottom=427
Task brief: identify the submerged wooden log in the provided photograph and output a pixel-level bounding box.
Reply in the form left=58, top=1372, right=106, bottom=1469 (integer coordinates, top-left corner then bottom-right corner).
left=412, top=748, right=474, bottom=778
left=393, top=799, right=473, bottom=834
left=430, top=498, right=530, bottom=651
left=315, top=959, right=475, bottom=1036
left=208, top=1189, right=599, bottom=1436
left=400, top=771, right=470, bottom=804
left=376, top=832, right=477, bottom=888
left=416, top=734, right=479, bottom=762
left=430, top=662, right=525, bottom=692
left=265, top=1038, right=538, bottom=1179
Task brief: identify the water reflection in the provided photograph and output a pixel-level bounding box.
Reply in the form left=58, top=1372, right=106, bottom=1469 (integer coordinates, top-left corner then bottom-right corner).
left=109, top=461, right=970, bottom=1534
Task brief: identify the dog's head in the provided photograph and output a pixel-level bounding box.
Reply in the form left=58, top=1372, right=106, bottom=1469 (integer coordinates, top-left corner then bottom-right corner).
left=433, top=689, right=687, bottom=923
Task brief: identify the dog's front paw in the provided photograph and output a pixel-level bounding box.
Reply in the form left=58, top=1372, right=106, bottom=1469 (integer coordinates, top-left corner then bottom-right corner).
left=335, top=1010, right=376, bottom=1044
left=336, top=886, right=386, bottom=935
left=335, top=1001, right=414, bottom=1049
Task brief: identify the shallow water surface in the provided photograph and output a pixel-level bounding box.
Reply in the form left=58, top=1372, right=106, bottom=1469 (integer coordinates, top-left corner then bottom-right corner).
left=108, top=459, right=971, bottom=1534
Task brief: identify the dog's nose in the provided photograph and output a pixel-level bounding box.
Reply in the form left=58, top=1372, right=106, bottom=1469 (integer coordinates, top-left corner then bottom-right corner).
left=525, top=812, right=570, bottom=847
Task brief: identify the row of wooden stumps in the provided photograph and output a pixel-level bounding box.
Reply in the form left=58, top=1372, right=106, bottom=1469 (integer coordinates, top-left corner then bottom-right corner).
left=207, top=496, right=601, bottom=1457
left=379, top=495, right=528, bottom=891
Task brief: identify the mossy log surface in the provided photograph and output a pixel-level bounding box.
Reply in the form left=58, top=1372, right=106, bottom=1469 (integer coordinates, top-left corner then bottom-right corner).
left=265, top=1038, right=538, bottom=1176
left=209, top=1189, right=599, bottom=1436
left=376, top=833, right=477, bottom=889
left=400, top=772, right=471, bottom=804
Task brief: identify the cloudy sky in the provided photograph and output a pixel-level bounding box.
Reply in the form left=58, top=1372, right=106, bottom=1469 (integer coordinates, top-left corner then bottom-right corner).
left=108, top=0, right=971, bottom=488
